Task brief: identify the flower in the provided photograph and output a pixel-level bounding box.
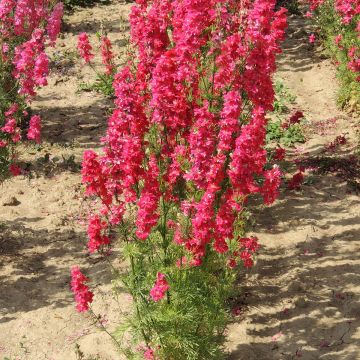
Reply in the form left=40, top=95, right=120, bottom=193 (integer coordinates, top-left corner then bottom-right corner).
left=9, top=164, right=22, bottom=176
left=70, top=266, right=94, bottom=312
left=100, top=35, right=114, bottom=75
left=309, top=33, right=316, bottom=44
left=87, top=215, right=110, bottom=253
left=150, top=272, right=169, bottom=302
left=136, top=156, right=161, bottom=240
left=274, top=146, right=286, bottom=161
left=46, top=2, right=64, bottom=43
left=288, top=171, right=304, bottom=190
left=81, top=0, right=287, bottom=278
left=289, top=111, right=304, bottom=125
left=77, top=32, right=94, bottom=63
left=144, top=348, right=155, bottom=360
left=27, top=115, right=41, bottom=143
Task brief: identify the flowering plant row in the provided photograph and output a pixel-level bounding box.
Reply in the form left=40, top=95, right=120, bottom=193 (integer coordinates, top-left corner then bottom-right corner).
left=305, top=0, right=360, bottom=110
left=77, top=31, right=117, bottom=96
left=73, top=0, right=288, bottom=358
left=0, top=0, right=63, bottom=179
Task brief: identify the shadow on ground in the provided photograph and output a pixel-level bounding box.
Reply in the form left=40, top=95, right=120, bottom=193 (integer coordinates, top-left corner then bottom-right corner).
left=0, top=218, right=116, bottom=319
left=228, top=151, right=360, bottom=359
left=35, top=95, right=112, bottom=148
left=277, top=15, right=324, bottom=74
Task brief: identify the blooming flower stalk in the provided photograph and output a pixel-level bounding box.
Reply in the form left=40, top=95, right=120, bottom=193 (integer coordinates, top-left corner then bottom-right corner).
left=27, top=115, right=41, bottom=143
left=70, top=266, right=94, bottom=312
left=77, top=32, right=94, bottom=64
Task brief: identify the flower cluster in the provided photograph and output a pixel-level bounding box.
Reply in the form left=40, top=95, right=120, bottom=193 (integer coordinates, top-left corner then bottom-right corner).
left=150, top=272, right=169, bottom=302
left=87, top=215, right=110, bottom=254
left=70, top=266, right=94, bottom=312
left=100, top=35, right=115, bottom=75
left=0, top=1, right=63, bottom=178
left=76, top=32, right=117, bottom=96
left=228, top=236, right=260, bottom=269
left=82, top=0, right=287, bottom=264
left=27, top=115, right=41, bottom=143
left=288, top=170, right=305, bottom=190
left=77, top=32, right=94, bottom=64
left=305, top=0, right=359, bottom=87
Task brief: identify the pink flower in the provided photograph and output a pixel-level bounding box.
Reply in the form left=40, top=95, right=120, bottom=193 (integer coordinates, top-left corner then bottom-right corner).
left=34, top=52, right=49, bottom=86
left=87, top=215, right=110, bottom=253
left=70, top=266, right=94, bottom=312
left=46, top=2, right=64, bottom=43
left=1, top=117, right=17, bottom=134
left=240, top=237, right=260, bottom=253
left=309, top=33, right=316, bottom=44
left=240, top=250, right=254, bottom=268
left=100, top=35, right=114, bottom=75
left=81, top=150, right=112, bottom=206
left=77, top=32, right=94, bottom=63
left=227, top=258, right=237, bottom=269
left=13, top=29, right=47, bottom=97
left=262, top=166, right=282, bottom=205
left=150, top=272, right=169, bottom=302
left=5, top=103, right=19, bottom=117
left=335, top=34, right=343, bottom=46
left=136, top=155, right=161, bottom=240
left=144, top=348, right=155, bottom=360
left=27, top=115, right=41, bottom=143
left=81, top=0, right=288, bottom=267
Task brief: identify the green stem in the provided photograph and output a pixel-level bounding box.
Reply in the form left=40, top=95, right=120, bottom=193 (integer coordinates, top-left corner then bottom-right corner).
left=89, top=307, right=122, bottom=350
left=129, top=254, right=150, bottom=346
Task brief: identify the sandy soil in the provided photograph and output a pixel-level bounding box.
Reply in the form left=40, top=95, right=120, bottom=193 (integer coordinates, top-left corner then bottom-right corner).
left=0, top=3, right=359, bottom=360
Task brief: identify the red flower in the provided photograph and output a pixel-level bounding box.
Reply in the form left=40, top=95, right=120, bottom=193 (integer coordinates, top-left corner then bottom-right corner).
left=27, top=115, right=41, bottom=143
left=150, top=272, right=169, bottom=302
left=274, top=147, right=286, bottom=161
left=288, top=171, right=304, bottom=190
left=77, top=32, right=94, bottom=63
left=100, top=35, right=114, bottom=75
left=9, top=164, right=22, bottom=176
left=70, top=266, right=94, bottom=312
left=87, top=215, right=110, bottom=253
left=289, top=111, right=304, bottom=125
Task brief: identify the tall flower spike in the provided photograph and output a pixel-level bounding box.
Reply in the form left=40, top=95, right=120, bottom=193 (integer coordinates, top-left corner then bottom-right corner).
left=77, top=32, right=94, bottom=63
left=70, top=266, right=94, bottom=312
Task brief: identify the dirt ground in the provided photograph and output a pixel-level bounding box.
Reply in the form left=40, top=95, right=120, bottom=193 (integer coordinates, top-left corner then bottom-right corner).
left=0, top=2, right=359, bottom=360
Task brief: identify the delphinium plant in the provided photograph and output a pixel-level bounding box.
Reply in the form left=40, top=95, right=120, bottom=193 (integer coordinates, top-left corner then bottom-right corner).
left=0, top=0, right=64, bottom=179
left=305, top=0, right=360, bottom=110
left=72, top=0, right=288, bottom=359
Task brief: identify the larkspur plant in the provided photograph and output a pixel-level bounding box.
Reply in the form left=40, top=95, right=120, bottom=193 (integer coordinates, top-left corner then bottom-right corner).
left=77, top=31, right=117, bottom=96
left=72, top=0, right=288, bottom=359
left=304, top=0, right=360, bottom=110
left=0, top=0, right=63, bottom=180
